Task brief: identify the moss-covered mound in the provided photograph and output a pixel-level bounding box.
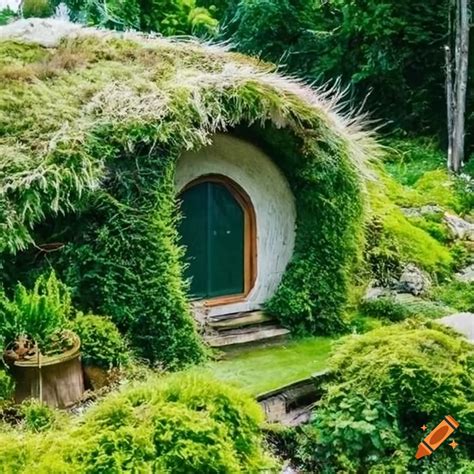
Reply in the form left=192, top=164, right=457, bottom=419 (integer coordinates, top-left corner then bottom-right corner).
left=0, top=19, right=379, bottom=366
left=0, top=373, right=274, bottom=472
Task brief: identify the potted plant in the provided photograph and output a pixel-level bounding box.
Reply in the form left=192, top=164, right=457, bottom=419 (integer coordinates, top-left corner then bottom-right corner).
left=0, top=272, right=84, bottom=408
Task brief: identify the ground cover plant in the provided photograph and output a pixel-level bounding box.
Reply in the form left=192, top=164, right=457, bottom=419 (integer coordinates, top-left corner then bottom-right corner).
left=0, top=373, right=275, bottom=472
left=293, top=320, right=474, bottom=473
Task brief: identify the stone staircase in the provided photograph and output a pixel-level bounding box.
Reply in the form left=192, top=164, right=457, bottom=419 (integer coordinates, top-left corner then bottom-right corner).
left=204, top=310, right=289, bottom=349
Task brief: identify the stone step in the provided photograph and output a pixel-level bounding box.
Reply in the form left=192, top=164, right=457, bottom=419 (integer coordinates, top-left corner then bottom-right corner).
left=207, top=310, right=274, bottom=330
left=206, top=327, right=289, bottom=348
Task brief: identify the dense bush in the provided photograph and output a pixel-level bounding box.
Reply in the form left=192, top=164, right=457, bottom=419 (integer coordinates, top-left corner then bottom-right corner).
left=70, top=313, right=129, bottom=369
left=0, top=373, right=274, bottom=472
left=295, top=321, right=474, bottom=473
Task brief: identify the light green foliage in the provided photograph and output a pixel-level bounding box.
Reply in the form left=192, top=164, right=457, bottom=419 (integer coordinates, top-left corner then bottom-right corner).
left=0, top=373, right=274, bottom=472
left=295, top=321, right=474, bottom=473
left=21, top=400, right=57, bottom=432
left=366, top=175, right=452, bottom=278
left=434, top=281, right=474, bottom=313
left=0, top=32, right=373, bottom=363
left=0, top=272, right=71, bottom=351
left=70, top=313, right=129, bottom=369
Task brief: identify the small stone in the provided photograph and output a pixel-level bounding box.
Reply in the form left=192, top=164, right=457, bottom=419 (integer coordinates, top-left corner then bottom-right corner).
left=455, top=264, right=474, bottom=283
left=401, top=205, right=444, bottom=218
left=438, top=313, right=474, bottom=343
left=444, top=213, right=474, bottom=241
left=363, top=286, right=391, bottom=301
left=397, top=264, right=431, bottom=296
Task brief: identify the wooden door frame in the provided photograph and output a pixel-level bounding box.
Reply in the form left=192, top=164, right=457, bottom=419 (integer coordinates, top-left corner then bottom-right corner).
left=180, top=174, right=257, bottom=306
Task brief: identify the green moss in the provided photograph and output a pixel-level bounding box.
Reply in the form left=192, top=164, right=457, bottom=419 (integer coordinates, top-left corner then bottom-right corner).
left=367, top=174, right=452, bottom=277
left=206, top=336, right=333, bottom=395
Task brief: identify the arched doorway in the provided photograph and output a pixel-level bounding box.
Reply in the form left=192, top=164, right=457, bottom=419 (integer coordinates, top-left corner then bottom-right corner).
left=179, top=174, right=256, bottom=302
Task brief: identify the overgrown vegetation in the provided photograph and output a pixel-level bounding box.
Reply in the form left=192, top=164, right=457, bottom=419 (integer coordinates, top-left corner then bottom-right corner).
left=294, top=321, right=474, bottom=473
left=0, top=30, right=375, bottom=364
left=0, top=373, right=275, bottom=472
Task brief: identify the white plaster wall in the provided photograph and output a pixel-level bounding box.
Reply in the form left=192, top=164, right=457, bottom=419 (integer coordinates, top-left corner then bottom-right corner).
left=175, top=134, right=296, bottom=318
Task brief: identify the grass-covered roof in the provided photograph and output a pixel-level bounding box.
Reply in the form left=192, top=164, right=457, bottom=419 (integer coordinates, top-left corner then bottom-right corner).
left=0, top=19, right=380, bottom=367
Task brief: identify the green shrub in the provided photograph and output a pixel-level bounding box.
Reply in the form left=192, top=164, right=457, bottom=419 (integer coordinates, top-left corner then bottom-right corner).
left=70, top=313, right=129, bottom=369
left=0, top=272, right=71, bottom=352
left=0, top=374, right=274, bottom=471
left=360, top=296, right=412, bottom=322
left=360, top=295, right=452, bottom=323
left=295, top=321, right=474, bottom=473
left=0, top=370, right=14, bottom=403
left=21, top=400, right=57, bottom=432
left=22, top=0, right=55, bottom=18
left=434, top=281, right=474, bottom=313
left=0, top=7, right=17, bottom=25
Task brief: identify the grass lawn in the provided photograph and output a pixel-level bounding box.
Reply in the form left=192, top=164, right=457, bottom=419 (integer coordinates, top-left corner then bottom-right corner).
left=204, top=337, right=334, bottom=396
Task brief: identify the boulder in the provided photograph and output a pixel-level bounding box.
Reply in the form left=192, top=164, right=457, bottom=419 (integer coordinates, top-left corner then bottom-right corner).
left=455, top=264, right=474, bottom=283
left=438, top=313, right=474, bottom=343
left=396, top=264, right=431, bottom=296
left=444, top=213, right=474, bottom=241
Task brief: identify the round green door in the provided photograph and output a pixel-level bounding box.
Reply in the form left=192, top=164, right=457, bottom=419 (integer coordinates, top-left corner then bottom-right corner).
left=179, top=180, right=245, bottom=299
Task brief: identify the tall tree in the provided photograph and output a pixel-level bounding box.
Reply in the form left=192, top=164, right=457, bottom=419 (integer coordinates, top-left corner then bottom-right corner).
left=446, top=0, right=471, bottom=172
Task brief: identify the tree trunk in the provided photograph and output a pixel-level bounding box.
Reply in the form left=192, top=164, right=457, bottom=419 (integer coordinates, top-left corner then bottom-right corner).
left=450, top=0, right=470, bottom=173
left=445, top=44, right=454, bottom=170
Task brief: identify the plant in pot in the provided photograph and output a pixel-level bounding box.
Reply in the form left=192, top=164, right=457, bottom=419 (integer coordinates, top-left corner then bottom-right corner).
left=0, top=272, right=85, bottom=408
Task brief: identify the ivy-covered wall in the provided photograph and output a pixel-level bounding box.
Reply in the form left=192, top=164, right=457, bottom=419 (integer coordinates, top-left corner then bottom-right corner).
left=0, top=23, right=377, bottom=367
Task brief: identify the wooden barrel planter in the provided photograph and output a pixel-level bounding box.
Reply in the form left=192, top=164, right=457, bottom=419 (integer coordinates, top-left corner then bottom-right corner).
left=6, top=333, right=85, bottom=409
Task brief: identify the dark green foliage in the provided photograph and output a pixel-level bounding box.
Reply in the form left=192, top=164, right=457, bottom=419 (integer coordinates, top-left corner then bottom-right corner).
left=0, top=370, right=14, bottom=402
left=360, top=296, right=452, bottom=323
left=224, top=1, right=450, bottom=135
left=70, top=313, right=129, bottom=369
left=295, top=321, right=474, bottom=473
left=0, top=373, right=273, bottom=471
left=360, top=296, right=413, bottom=322
left=0, top=8, right=16, bottom=25
left=21, top=400, right=57, bottom=432
left=64, top=0, right=218, bottom=36
left=0, top=272, right=71, bottom=351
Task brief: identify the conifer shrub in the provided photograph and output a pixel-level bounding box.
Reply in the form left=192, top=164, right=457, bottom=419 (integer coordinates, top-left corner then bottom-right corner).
left=295, top=321, right=474, bottom=473
left=0, top=373, right=274, bottom=472
left=70, top=313, right=129, bottom=369
left=0, top=370, right=14, bottom=403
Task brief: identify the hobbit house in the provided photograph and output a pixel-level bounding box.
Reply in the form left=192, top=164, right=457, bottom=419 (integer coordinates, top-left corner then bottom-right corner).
left=0, top=19, right=379, bottom=367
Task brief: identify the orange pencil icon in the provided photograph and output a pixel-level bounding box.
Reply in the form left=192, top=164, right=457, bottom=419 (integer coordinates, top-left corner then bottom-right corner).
left=416, top=415, right=459, bottom=459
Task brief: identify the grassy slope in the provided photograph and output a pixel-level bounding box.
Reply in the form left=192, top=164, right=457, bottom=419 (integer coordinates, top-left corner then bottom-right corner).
left=205, top=337, right=333, bottom=395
